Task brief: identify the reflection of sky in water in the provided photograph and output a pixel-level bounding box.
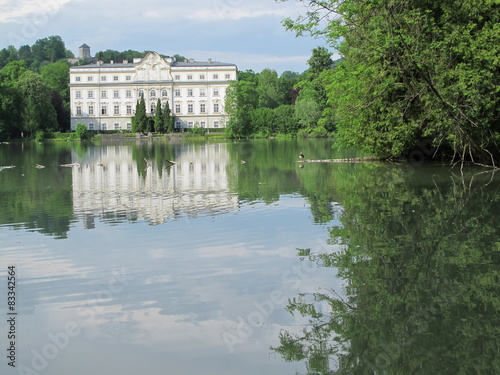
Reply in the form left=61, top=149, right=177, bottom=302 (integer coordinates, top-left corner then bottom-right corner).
left=0, top=143, right=343, bottom=374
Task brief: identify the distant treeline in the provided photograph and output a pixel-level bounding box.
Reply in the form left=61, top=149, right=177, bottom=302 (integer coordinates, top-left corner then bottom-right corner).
left=0, top=34, right=337, bottom=141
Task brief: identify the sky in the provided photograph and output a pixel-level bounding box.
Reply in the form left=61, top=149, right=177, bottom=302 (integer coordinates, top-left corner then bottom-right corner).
left=0, top=0, right=340, bottom=74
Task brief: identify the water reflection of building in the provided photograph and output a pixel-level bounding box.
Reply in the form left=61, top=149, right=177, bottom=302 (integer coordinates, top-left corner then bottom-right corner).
left=72, top=144, right=238, bottom=226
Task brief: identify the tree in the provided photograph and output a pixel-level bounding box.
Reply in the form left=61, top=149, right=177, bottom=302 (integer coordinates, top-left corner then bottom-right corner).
left=18, top=70, right=57, bottom=136
left=225, top=80, right=258, bottom=138
left=307, top=46, right=333, bottom=75
left=131, top=95, right=148, bottom=133
left=280, top=0, right=500, bottom=165
left=31, top=36, right=66, bottom=64
left=154, top=98, right=163, bottom=133
left=163, top=100, right=174, bottom=133
left=41, top=61, right=70, bottom=99
left=257, top=68, right=285, bottom=109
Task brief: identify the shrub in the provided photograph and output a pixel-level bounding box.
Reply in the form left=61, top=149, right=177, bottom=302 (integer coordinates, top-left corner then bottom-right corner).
left=35, top=130, right=45, bottom=142
left=75, top=123, right=87, bottom=140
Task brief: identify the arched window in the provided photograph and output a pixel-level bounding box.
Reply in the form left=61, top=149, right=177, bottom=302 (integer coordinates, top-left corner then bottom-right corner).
left=151, top=102, right=156, bottom=114
left=138, top=90, right=144, bottom=98
left=150, top=90, right=156, bottom=97
left=161, top=89, right=168, bottom=97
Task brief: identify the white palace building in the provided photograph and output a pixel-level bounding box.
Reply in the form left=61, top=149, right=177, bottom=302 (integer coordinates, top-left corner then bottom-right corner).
left=69, top=45, right=237, bottom=131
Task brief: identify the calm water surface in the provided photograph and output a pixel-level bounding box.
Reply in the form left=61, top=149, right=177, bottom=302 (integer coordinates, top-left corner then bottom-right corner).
left=0, top=139, right=499, bottom=375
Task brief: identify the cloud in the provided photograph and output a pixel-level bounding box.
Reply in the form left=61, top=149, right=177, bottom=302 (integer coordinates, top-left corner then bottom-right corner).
left=189, top=7, right=292, bottom=21
left=0, top=0, right=74, bottom=23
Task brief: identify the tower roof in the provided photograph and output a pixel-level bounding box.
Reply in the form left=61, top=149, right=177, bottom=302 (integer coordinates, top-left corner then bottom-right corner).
left=80, top=43, right=90, bottom=48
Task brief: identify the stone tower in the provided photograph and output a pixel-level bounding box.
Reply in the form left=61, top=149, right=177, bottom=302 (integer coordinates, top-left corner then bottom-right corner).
left=79, top=44, right=91, bottom=59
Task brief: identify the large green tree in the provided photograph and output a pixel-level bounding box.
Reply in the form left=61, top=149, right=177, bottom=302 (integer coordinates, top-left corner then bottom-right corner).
left=18, top=70, right=58, bottom=136
left=257, top=68, right=286, bottom=109
left=280, top=0, right=500, bottom=165
left=225, top=80, right=259, bottom=138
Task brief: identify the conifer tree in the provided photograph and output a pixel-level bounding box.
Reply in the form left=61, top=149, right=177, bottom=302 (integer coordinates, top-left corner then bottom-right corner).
left=131, top=95, right=147, bottom=133
left=154, top=98, right=163, bottom=133
left=163, top=100, right=174, bottom=133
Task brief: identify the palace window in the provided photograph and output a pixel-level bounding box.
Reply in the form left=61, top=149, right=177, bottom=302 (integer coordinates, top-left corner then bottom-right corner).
left=200, top=74, right=205, bottom=80
left=213, top=74, right=219, bottom=80
left=113, top=76, right=119, bottom=81
left=188, top=104, right=193, bottom=114
left=101, top=90, right=107, bottom=98
left=101, top=106, right=107, bottom=115
left=102, top=123, right=107, bottom=130
left=126, top=90, right=132, bottom=98
left=225, top=74, right=231, bottom=79
left=114, top=90, right=119, bottom=98
left=188, top=121, right=194, bottom=128
left=187, top=75, right=193, bottom=80
left=87, top=76, right=93, bottom=81
left=114, top=105, right=120, bottom=115
left=75, top=76, right=81, bottom=82
left=214, top=121, right=219, bottom=128
left=114, top=123, right=120, bottom=130
left=174, top=89, right=181, bottom=97
left=200, top=88, right=206, bottom=96
left=101, top=76, right=107, bottom=81
left=150, top=90, right=156, bottom=97
left=187, top=89, right=193, bottom=97
left=162, top=89, right=168, bottom=97
left=213, top=88, right=219, bottom=96
left=126, top=105, right=132, bottom=115
left=200, top=121, right=206, bottom=128
left=151, top=103, right=156, bottom=114
left=126, top=75, right=131, bottom=81
left=76, top=106, right=82, bottom=115
left=88, top=123, right=94, bottom=130
left=200, top=104, right=206, bottom=113
left=213, top=103, right=219, bottom=113
left=89, top=105, right=94, bottom=115
left=175, top=104, right=181, bottom=114
left=139, top=90, right=144, bottom=98
left=88, top=91, right=94, bottom=99
left=76, top=91, right=81, bottom=99
left=127, top=123, right=132, bottom=130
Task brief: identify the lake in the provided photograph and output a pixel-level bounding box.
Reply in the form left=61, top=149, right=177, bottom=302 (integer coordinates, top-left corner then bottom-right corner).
left=1, top=139, right=499, bottom=375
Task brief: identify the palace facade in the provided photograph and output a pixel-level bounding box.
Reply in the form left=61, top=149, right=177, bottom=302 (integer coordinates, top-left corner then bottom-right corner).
left=69, top=48, right=237, bottom=131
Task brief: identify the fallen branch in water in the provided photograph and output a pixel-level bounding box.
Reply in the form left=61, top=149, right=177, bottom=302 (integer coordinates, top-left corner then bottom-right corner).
left=298, top=157, right=382, bottom=163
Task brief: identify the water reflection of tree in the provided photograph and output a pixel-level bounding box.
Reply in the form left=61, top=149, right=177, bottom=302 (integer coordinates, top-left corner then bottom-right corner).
left=273, top=165, right=500, bottom=375
left=130, top=140, right=176, bottom=179
left=226, top=139, right=343, bottom=222
left=0, top=143, right=76, bottom=239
